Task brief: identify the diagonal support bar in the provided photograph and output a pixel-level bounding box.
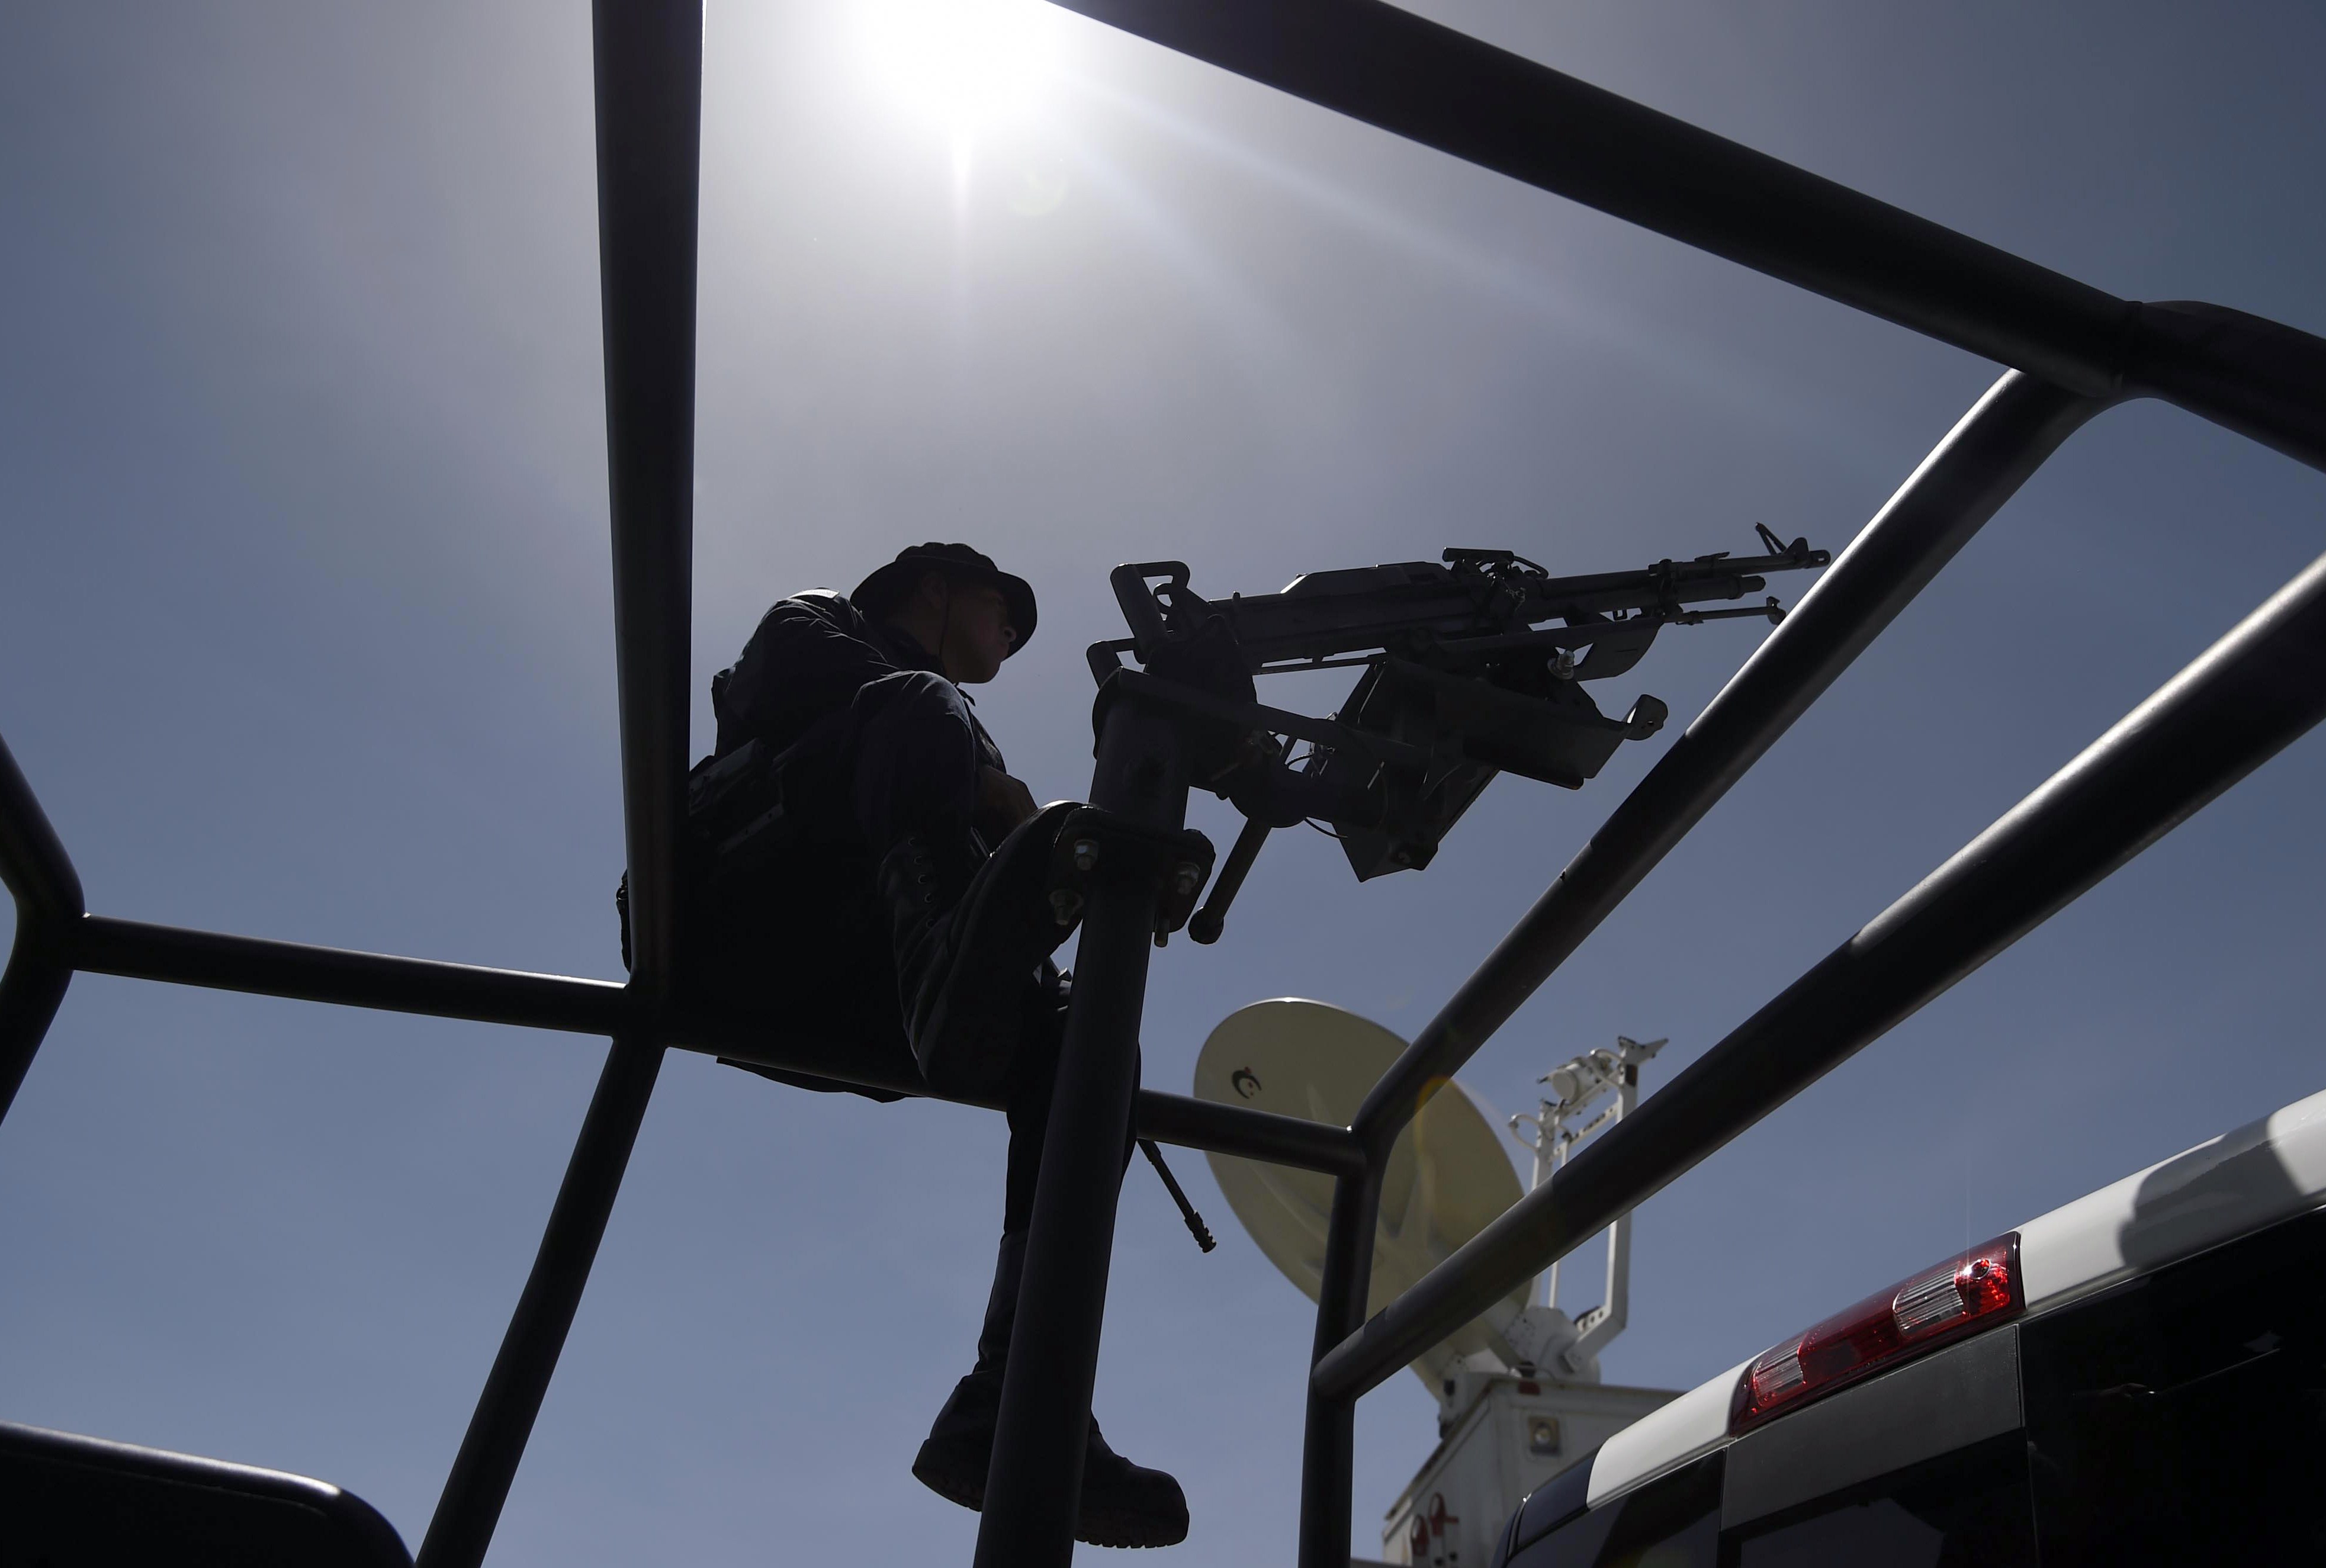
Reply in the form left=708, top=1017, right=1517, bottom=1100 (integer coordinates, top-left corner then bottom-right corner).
left=0, top=949, right=72, bottom=1132
left=1045, top=0, right=2131, bottom=394
left=1351, top=372, right=2113, bottom=1154
left=0, top=731, right=84, bottom=1126
left=1316, top=541, right=2326, bottom=1400
left=0, top=733, right=82, bottom=930
left=1045, top=5, right=2326, bottom=469
left=416, top=1034, right=666, bottom=1568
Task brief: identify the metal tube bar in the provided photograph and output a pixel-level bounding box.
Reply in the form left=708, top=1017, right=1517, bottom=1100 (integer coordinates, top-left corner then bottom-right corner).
left=1130, top=1088, right=1364, bottom=1177
left=2124, top=301, right=2326, bottom=475
left=0, top=732, right=83, bottom=1127
left=0, top=733, right=83, bottom=928
left=0, top=947, right=72, bottom=1131
left=75, top=915, right=634, bottom=1037
left=1294, top=1165, right=1382, bottom=1568
left=596, top=0, right=702, bottom=1001
left=714, top=1018, right=1369, bottom=1177
left=1045, top=0, right=2129, bottom=395
left=1045, top=7, right=2326, bottom=471
left=1316, top=542, right=2326, bottom=1400
left=41, top=910, right=1366, bottom=1173
left=1352, top=373, right=2113, bottom=1153
left=415, top=1033, right=666, bottom=1568
left=417, top=6, right=702, bottom=1560
left=976, top=695, right=1189, bottom=1566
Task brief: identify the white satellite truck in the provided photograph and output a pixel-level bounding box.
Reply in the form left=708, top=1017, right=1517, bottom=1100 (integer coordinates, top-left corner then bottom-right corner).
left=1195, top=1000, right=1683, bottom=1568
left=1200, top=1001, right=2326, bottom=1567
left=1470, top=1081, right=2326, bottom=1566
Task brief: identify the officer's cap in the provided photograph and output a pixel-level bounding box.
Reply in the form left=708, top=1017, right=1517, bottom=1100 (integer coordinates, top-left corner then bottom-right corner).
left=853, top=544, right=1036, bottom=656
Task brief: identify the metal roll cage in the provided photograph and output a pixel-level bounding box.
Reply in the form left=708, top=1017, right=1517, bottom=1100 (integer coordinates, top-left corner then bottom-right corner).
left=3, top=2, right=2322, bottom=1564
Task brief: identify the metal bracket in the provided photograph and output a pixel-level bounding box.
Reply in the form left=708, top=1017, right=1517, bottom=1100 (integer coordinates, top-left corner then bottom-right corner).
left=1044, top=807, right=1216, bottom=947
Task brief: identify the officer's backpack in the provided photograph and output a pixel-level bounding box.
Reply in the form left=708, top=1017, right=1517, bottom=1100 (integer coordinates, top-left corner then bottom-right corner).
left=613, top=736, right=808, bottom=972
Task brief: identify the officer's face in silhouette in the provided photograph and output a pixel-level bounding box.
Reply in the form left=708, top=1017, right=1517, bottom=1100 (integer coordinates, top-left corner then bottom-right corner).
left=941, top=581, right=1016, bottom=685
left=895, top=571, right=1016, bottom=685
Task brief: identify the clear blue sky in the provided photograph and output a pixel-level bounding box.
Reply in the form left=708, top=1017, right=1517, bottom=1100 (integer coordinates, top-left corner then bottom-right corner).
left=2, top=1, right=2322, bottom=1561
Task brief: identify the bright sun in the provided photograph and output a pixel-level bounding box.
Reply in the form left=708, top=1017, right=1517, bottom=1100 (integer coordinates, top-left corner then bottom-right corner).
left=857, top=0, right=1060, bottom=138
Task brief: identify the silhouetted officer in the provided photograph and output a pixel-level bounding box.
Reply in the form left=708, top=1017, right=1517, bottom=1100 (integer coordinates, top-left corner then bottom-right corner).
left=690, top=544, right=1187, bottom=1548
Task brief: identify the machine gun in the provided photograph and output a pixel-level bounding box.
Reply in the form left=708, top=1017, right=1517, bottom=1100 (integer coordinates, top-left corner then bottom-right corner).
left=1085, top=525, right=1829, bottom=941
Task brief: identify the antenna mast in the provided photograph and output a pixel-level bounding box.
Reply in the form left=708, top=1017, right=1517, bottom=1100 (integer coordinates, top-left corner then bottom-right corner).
left=1509, top=1036, right=1666, bottom=1368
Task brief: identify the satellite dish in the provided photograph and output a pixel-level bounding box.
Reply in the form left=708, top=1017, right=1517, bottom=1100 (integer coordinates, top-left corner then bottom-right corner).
left=1194, top=998, right=1535, bottom=1389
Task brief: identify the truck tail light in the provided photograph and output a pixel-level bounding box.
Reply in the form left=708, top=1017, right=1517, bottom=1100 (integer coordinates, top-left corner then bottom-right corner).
left=1730, top=1232, right=2022, bottom=1433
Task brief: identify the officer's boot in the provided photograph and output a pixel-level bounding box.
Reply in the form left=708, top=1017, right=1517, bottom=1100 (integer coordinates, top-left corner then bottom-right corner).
left=908, top=1231, right=1024, bottom=1510
left=911, top=1233, right=1191, bottom=1548
left=878, top=801, right=1079, bottom=1098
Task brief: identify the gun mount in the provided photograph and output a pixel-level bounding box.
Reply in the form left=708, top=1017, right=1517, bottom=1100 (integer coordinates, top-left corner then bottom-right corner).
left=1085, top=528, right=1829, bottom=937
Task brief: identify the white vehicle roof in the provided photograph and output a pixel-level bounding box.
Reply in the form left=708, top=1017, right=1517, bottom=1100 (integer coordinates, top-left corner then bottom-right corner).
left=1585, top=1084, right=2326, bottom=1508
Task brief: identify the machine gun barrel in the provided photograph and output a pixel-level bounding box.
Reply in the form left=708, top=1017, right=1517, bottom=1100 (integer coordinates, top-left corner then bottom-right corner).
left=1123, top=541, right=1829, bottom=672
left=1515, top=558, right=1781, bottom=621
